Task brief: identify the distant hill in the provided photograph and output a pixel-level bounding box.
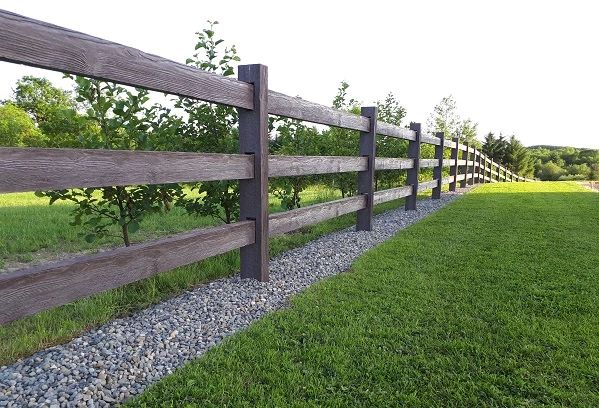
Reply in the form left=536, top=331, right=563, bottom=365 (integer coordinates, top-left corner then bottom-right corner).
left=528, top=145, right=598, bottom=152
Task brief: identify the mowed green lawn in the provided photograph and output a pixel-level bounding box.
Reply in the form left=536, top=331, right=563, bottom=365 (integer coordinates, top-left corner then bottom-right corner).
left=129, top=182, right=599, bottom=407
left=0, top=185, right=408, bottom=364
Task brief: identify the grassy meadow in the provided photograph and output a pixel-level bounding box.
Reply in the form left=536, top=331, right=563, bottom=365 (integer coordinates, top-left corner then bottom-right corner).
left=129, top=182, right=599, bottom=407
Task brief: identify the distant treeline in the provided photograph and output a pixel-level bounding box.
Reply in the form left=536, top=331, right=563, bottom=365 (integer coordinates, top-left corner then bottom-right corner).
left=527, top=145, right=599, bottom=181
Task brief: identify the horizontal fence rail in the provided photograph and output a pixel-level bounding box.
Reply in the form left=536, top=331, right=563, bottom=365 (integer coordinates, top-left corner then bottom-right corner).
left=0, top=221, right=255, bottom=323
left=0, top=9, right=533, bottom=324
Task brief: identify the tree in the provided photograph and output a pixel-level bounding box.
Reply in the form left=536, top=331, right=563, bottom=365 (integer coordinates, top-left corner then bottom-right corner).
left=11, top=76, right=94, bottom=147
left=482, top=132, right=507, bottom=162
left=528, top=145, right=599, bottom=180
left=457, top=119, right=480, bottom=148
left=504, top=135, right=534, bottom=176
left=427, top=95, right=479, bottom=146
left=174, top=22, right=241, bottom=224
left=427, top=95, right=460, bottom=138
left=39, top=78, right=183, bottom=246
left=375, top=92, right=407, bottom=190
left=0, top=103, right=48, bottom=147
left=566, top=163, right=591, bottom=177
left=538, top=161, right=565, bottom=181
left=269, top=118, right=320, bottom=209
left=319, top=81, right=360, bottom=198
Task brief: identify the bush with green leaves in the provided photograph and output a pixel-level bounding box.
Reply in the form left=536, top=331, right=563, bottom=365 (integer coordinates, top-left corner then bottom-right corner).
left=40, top=77, right=183, bottom=246
left=375, top=93, right=408, bottom=190
left=269, top=117, right=321, bottom=210
left=318, top=81, right=360, bottom=198
left=175, top=21, right=241, bottom=224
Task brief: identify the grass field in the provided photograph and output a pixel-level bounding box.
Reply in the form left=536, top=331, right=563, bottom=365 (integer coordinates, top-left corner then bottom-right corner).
left=128, top=182, right=599, bottom=407
left=0, top=185, right=408, bottom=365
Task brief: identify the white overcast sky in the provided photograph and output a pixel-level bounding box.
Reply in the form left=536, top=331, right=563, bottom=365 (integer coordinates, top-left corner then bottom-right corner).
left=1, top=0, right=597, bottom=148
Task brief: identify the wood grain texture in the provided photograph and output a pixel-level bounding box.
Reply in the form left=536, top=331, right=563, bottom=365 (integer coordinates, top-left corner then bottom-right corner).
left=238, top=64, right=269, bottom=282
left=0, top=10, right=253, bottom=109
left=269, top=195, right=366, bottom=236
left=405, top=123, right=421, bottom=210
left=268, top=91, right=369, bottom=131
left=469, top=152, right=476, bottom=185
left=357, top=106, right=377, bottom=231
left=417, top=179, right=438, bottom=192
left=460, top=144, right=470, bottom=188
left=419, top=159, right=439, bottom=168
left=444, top=139, right=457, bottom=149
left=457, top=143, right=468, bottom=151
left=449, top=137, right=459, bottom=192
left=373, top=186, right=412, bottom=205
left=377, top=122, right=416, bottom=140
left=0, top=221, right=255, bottom=324
left=441, top=176, right=454, bottom=185
left=456, top=174, right=466, bottom=182
left=456, top=159, right=468, bottom=166
left=443, top=159, right=454, bottom=167
left=269, top=155, right=367, bottom=177
left=0, top=147, right=254, bottom=193
left=374, top=158, right=414, bottom=171
left=432, top=132, right=444, bottom=199
left=476, top=150, right=483, bottom=183
left=420, top=134, right=442, bottom=145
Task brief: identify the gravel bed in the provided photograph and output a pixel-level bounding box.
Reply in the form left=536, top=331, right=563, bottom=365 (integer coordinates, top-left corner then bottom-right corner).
left=0, top=190, right=466, bottom=407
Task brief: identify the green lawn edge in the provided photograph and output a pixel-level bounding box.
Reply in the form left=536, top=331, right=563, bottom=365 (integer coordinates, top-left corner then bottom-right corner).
left=128, top=182, right=599, bottom=407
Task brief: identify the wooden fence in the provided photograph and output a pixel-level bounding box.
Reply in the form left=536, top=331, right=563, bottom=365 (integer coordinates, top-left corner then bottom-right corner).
left=0, top=10, right=533, bottom=325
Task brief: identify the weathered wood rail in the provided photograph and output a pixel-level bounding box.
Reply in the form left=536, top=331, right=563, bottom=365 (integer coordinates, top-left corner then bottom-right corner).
left=0, top=10, right=533, bottom=324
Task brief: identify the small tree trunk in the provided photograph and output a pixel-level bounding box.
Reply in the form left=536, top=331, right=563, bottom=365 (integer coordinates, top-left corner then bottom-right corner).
left=122, top=224, right=131, bottom=247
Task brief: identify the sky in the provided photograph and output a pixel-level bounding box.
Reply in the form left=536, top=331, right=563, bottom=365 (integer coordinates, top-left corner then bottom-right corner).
left=1, top=0, right=597, bottom=148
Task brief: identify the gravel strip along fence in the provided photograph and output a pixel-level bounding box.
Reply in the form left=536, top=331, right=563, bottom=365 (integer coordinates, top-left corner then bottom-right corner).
left=0, top=190, right=466, bottom=407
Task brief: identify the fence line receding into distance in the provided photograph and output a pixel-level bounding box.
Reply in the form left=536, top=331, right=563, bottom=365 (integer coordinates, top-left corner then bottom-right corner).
left=0, top=9, right=533, bottom=324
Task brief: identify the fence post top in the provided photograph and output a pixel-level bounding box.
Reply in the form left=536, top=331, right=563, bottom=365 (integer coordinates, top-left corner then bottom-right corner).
left=409, top=122, right=421, bottom=131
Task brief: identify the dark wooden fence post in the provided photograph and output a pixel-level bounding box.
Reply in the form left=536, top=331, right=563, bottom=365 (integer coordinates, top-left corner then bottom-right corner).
left=432, top=131, right=444, bottom=199
left=480, top=154, right=485, bottom=183
left=449, top=137, right=459, bottom=191
left=357, top=106, right=377, bottom=230
left=405, top=122, right=421, bottom=210
left=460, top=142, right=469, bottom=188
left=477, top=150, right=483, bottom=183
left=469, top=148, right=476, bottom=185
left=238, top=64, right=269, bottom=282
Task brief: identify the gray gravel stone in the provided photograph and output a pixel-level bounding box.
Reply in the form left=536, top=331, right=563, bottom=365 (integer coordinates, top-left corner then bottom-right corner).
left=0, top=190, right=466, bottom=406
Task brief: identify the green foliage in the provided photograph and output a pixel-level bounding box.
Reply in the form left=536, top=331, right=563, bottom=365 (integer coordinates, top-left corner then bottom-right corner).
left=269, top=118, right=321, bottom=210
left=538, top=161, right=565, bottom=181
left=375, top=93, right=408, bottom=190
left=11, top=75, right=95, bottom=148
left=426, top=95, right=480, bottom=147
left=39, top=77, right=183, bottom=246
left=176, top=21, right=241, bottom=223
left=320, top=81, right=360, bottom=198
left=0, top=103, right=47, bottom=147
left=482, top=132, right=534, bottom=178
left=529, top=145, right=599, bottom=181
